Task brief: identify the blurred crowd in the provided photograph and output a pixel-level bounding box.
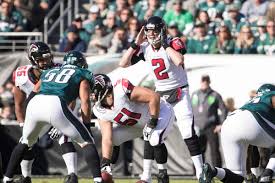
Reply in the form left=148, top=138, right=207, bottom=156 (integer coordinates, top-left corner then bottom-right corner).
left=0, top=0, right=275, bottom=54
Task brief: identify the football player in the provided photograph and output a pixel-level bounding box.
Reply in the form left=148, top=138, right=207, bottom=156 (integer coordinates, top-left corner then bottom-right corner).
left=92, top=74, right=175, bottom=183
left=9, top=42, right=78, bottom=183
left=4, top=51, right=103, bottom=183
left=119, top=16, right=204, bottom=181
left=199, top=84, right=275, bottom=183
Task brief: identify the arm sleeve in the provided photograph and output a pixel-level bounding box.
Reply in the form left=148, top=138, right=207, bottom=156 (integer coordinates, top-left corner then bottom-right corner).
left=170, top=38, right=187, bottom=55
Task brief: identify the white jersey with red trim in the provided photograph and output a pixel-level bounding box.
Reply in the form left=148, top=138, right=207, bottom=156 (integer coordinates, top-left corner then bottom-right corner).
left=93, top=78, right=151, bottom=128
left=136, top=37, right=188, bottom=91
left=13, top=65, right=36, bottom=97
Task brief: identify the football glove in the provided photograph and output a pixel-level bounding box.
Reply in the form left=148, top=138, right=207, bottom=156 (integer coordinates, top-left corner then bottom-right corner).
left=101, top=158, right=112, bottom=175
left=48, top=127, right=62, bottom=140
left=143, top=124, right=154, bottom=141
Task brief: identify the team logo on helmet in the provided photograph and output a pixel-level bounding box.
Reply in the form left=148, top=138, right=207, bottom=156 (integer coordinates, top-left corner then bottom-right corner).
left=95, top=75, right=106, bottom=88
left=29, top=44, right=38, bottom=54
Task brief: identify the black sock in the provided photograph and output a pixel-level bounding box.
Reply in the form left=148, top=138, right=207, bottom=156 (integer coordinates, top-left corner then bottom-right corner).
left=154, top=143, right=168, bottom=164
left=221, top=168, right=244, bottom=183
left=0, top=151, right=3, bottom=179
left=5, top=143, right=29, bottom=178
left=83, top=144, right=101, bottom=178
left=111, top=146, right=120, bottom=164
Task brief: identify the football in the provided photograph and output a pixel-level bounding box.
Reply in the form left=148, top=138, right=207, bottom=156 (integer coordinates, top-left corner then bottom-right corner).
left=101, top=171, right=114, bottom=183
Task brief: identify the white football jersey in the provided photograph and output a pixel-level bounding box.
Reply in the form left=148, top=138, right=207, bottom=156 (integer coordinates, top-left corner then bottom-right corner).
left=136, top=37, right=188, bottom=91
left=93, top=78, right=151, bottom=128
left=13, top=65, right=36, bottom=97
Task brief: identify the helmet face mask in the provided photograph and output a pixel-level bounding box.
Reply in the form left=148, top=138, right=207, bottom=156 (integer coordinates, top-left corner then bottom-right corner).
left=93, top=74, right=113, bottom=107
left=144, top=16, right=166, bottom=48
left=28, top=42, right=53, bottom=70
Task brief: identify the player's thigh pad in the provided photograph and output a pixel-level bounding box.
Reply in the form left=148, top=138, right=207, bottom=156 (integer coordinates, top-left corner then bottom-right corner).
left=150, top=101, right=175, bottom=146
left=112, top=125, right=143, bottom=146
left=172, top=88, right=194, bottom=139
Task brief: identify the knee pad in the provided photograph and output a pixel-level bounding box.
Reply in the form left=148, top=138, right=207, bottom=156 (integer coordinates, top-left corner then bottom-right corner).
left=222, top=168, right=244, bottom=183
left=144, top=141, right=154, bottom=160
left=60, top=142, right=76, bottom=155
left=184, top=135, right=202, bottom=156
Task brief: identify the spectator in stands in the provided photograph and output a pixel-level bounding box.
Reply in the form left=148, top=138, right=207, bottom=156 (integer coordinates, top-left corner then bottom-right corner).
left=108, top=27, right=128, bottom=53
left=117, top=8, right=133, bottom=29
left=13, top=0, right=33, bottom=31
left=187, top=22, right=216, bottom=53
left=127, top=0, right=141, bottom=17
left=240, top=0, right=269, bottom=23
left=223, top=4, right=246, bottom=38
left=126, top=17, right=140, bottom=44
left=87, top=23, right=111, bottom=54
left=221, top=0, right=242, bottom=20
left=167, top=21, right=182, bottom=38
left=96, top=0, right=109, bottom=19
left=191, top=74, right=227, bottom=167
left=104, top=11, right=117, bottom=34
left=137, top=0, right=165, bottom=22
left=257, top=20, right=275, bottom=55
left=196, top=0, right=224, bottom=21
left=234, top=24, right=258, bottom=54
left=195, top=10, right=216, bottom=35
left=254, top=17, right=267, bottom=41
left=109, top=0, right=128, bottom=13
left=31, top=0, right=51, bottom=31
left=0, top=81, right=14, bottom=106
left=0, top=1, right=24, bottom=32
left=266, top=1, right=275, bottom=22
left=83, top=5, right=102, bottom=35
left=164, top=0, right=193, bottom=35
left=214, top=24, right=235, bottom=54
left=70, top=16, right=91, bottom=45
left=0, top=105, right=15, bottom=120
left=59, top=25, right=87, bottom=52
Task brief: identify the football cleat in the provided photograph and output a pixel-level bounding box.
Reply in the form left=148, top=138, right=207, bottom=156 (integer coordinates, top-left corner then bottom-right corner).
left=157, top=169, right=169, bottom=183
left=258, top=175, right=273, bottom=183
left=64, top=173, right=78, bottom=183
left=14, top=176, right=31, bottom=183
left=199, top=163, right=215, bottom=183
left=245, top=173, right=258, bottom=183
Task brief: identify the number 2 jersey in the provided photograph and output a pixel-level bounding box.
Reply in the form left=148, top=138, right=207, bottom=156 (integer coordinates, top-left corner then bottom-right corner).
left=39, top=65, right=94, bottom=104
left=240, top=91, right=275, bottom=138
left=93, top=78, right=161, bottom=128
left=133, top=37, right=188, bottom=91
left=13, top=65, right=37, bottom=97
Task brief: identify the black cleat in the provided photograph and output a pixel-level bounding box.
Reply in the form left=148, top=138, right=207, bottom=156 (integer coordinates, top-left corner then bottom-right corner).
left=199, top=163, right=215, bottom=183
left=259, top=175, right=273, bottom=183
left=64, top=173, right=78, bottom=183
left=157, top=169, right=169, bottom=183
left=14, top=176, right=31, bottom=183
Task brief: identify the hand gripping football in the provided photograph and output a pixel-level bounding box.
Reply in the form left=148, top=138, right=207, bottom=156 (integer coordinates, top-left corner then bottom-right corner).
left=101, top=171, right=114, bottom=183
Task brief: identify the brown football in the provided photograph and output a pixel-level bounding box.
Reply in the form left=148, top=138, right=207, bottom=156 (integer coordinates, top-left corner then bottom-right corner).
left=101, top=171, right=114, bottom=183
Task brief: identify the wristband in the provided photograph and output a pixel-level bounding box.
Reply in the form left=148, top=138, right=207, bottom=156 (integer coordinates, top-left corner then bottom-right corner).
left=148, top=117, right=158, bottom=128
left=130, top=42, right=139, bottom=50
left=101, top=157, right=111, bottom=167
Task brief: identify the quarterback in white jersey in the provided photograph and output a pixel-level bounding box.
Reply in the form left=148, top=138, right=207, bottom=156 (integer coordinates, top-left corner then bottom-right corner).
left=92, top=74, right=174, bottom=183
left=4, top=42, right=77, bottom=183
left=120, top=16, right=204, bottom=180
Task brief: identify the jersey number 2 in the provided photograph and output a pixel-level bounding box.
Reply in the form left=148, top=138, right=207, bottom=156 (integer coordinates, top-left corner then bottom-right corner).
left=152, top=58, right=169, bottom=80
left=114, top=108, right=141, bottom=126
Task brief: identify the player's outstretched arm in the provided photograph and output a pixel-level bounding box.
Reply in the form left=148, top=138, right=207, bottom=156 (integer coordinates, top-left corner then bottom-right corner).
left=130, top=86, right=160, bottom=119
left=272, top=95, right=275, bottom=109
left=79, top=79, right=92, bottom=124
left=13, top=86, right=26, bottom=124
left=98, top=120, right=113, bottom=160
left=119, top=26, right=145, bottom=68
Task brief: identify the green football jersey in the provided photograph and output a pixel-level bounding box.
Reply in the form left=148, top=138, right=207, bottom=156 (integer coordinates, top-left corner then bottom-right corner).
left=39, top=65, right=94, bottom=103
left=240, top=91, right=275, bottom=124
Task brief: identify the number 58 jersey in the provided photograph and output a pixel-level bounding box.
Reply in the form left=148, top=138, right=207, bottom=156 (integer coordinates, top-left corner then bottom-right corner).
left=93, top=78, right=151, bottom=128
left=39, top=65, right=94, bottom=103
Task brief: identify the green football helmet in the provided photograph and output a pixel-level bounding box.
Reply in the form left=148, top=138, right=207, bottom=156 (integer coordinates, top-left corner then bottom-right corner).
left=257, top=84, right=275, bottom=94
left=63, top=51, right=88, bottom=69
